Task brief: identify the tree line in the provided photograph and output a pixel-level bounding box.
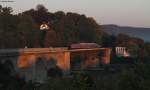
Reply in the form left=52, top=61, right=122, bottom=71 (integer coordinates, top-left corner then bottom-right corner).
left=0, top=4, right=107, bottom=48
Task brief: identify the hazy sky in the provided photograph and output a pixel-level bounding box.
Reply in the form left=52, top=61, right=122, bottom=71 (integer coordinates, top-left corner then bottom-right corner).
left=1, top=0, right=150, bottom=28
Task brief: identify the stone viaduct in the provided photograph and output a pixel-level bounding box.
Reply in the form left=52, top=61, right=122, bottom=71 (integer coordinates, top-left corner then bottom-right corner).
left=0, top=48, right=111, bottom=82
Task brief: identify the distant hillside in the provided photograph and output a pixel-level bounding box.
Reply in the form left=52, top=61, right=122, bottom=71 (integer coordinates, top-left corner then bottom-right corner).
left=102, top=24, right=150, bottom=42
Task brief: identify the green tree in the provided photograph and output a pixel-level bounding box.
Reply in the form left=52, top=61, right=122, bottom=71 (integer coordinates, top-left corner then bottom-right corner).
left=18, top=14, right=36, bottom=47
left=117, top=63, right=150, bottom=90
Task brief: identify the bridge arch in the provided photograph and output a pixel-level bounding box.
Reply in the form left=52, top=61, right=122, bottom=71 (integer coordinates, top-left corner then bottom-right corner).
left=32, top=57, right=47, bottom=83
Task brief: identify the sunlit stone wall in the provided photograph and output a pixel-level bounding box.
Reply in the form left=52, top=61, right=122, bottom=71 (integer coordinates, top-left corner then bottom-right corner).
left=0, top=47, right=111, bottom=83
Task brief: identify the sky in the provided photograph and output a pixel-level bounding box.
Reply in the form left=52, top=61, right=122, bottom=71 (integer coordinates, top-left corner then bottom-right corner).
left=0, top=0, right=150, bottom=28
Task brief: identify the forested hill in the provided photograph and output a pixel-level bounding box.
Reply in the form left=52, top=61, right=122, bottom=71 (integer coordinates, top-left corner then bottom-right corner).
left=0, top=5, right=106, bottom=48
left=102, top=24, right=150, bottom=42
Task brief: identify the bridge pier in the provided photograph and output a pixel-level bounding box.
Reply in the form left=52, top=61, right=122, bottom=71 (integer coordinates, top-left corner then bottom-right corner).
left=56, top=51, right=70, bottom=74
left=101, top=48, right=111, bottom=64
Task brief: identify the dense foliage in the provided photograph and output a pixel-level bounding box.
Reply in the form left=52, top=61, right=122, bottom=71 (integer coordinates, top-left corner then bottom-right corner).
left=0, top=5, right=107, bottom=48
left=1, top=61, right=150, bottom=90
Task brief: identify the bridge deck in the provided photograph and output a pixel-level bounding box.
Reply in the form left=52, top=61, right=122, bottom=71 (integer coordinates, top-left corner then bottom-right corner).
left=0, top=48, right=110, bottom=56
